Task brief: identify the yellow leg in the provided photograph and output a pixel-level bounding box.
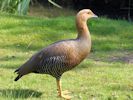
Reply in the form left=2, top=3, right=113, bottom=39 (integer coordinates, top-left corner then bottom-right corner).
left=56, top=79, right=72, bottom=100
left=56, top=79, right=62, bottom=97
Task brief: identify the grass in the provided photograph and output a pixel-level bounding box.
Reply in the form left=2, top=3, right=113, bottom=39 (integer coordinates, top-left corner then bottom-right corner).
left=0, top=11, right=133, bottom=100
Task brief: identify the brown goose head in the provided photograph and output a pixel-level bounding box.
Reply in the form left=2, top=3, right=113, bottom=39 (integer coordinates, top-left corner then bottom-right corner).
left=76, top=9, right=98, bottom=22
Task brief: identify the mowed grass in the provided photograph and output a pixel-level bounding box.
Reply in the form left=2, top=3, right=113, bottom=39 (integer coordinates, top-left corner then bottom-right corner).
left=0, top=12, right=133, bottom=100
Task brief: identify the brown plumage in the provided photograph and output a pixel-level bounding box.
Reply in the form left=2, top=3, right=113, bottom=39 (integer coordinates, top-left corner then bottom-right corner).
left=14, top=9, right=98, bottom=99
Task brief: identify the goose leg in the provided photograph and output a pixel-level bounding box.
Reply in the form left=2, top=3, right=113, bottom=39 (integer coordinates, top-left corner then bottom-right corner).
left=56, top=79, right=72, bottom=100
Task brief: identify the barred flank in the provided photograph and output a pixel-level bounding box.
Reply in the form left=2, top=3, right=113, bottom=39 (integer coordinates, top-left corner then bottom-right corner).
left=36, top=56, right=71, bottom=79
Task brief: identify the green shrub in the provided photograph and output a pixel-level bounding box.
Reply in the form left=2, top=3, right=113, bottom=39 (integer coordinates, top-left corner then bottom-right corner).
left=0, top=0, right=30, bottom=15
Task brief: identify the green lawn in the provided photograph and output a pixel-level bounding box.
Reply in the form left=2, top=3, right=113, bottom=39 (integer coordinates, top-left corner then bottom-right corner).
left=0, top=12, right=133, bottom=100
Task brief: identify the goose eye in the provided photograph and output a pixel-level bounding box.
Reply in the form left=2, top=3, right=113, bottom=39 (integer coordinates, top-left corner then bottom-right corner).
left=87, top=12, right=90, bottom=14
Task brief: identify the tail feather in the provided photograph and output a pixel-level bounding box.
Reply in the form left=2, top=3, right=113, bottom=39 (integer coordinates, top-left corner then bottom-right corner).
left=14, top=54, right=35, bottom=81
left=14, top=68, right=22, bottom=81
left=14, top=68, right=20, bottom=73
left=14, top=75, right=22, bottom=81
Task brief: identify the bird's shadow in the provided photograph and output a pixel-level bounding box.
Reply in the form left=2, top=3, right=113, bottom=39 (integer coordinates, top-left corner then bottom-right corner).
left=0, top=89, right=43, bottom=98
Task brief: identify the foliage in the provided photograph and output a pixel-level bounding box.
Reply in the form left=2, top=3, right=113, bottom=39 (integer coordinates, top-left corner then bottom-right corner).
left=17, top=0, right=30, bottom=15
left=0, top=0, right=62, bottom=15
left=0, top=0, right=18, bottom=13
left=48, top=0, right=62, bottom=8
left=0, top=0, right=30, bottom=15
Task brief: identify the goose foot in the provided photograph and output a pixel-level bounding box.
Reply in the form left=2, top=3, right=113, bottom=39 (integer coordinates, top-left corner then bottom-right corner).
left=58, top=90, right=72, bottom=100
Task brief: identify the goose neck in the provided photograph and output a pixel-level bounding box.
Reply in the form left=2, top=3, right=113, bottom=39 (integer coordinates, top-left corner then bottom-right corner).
left=76, top=19, right=91, bottom=40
